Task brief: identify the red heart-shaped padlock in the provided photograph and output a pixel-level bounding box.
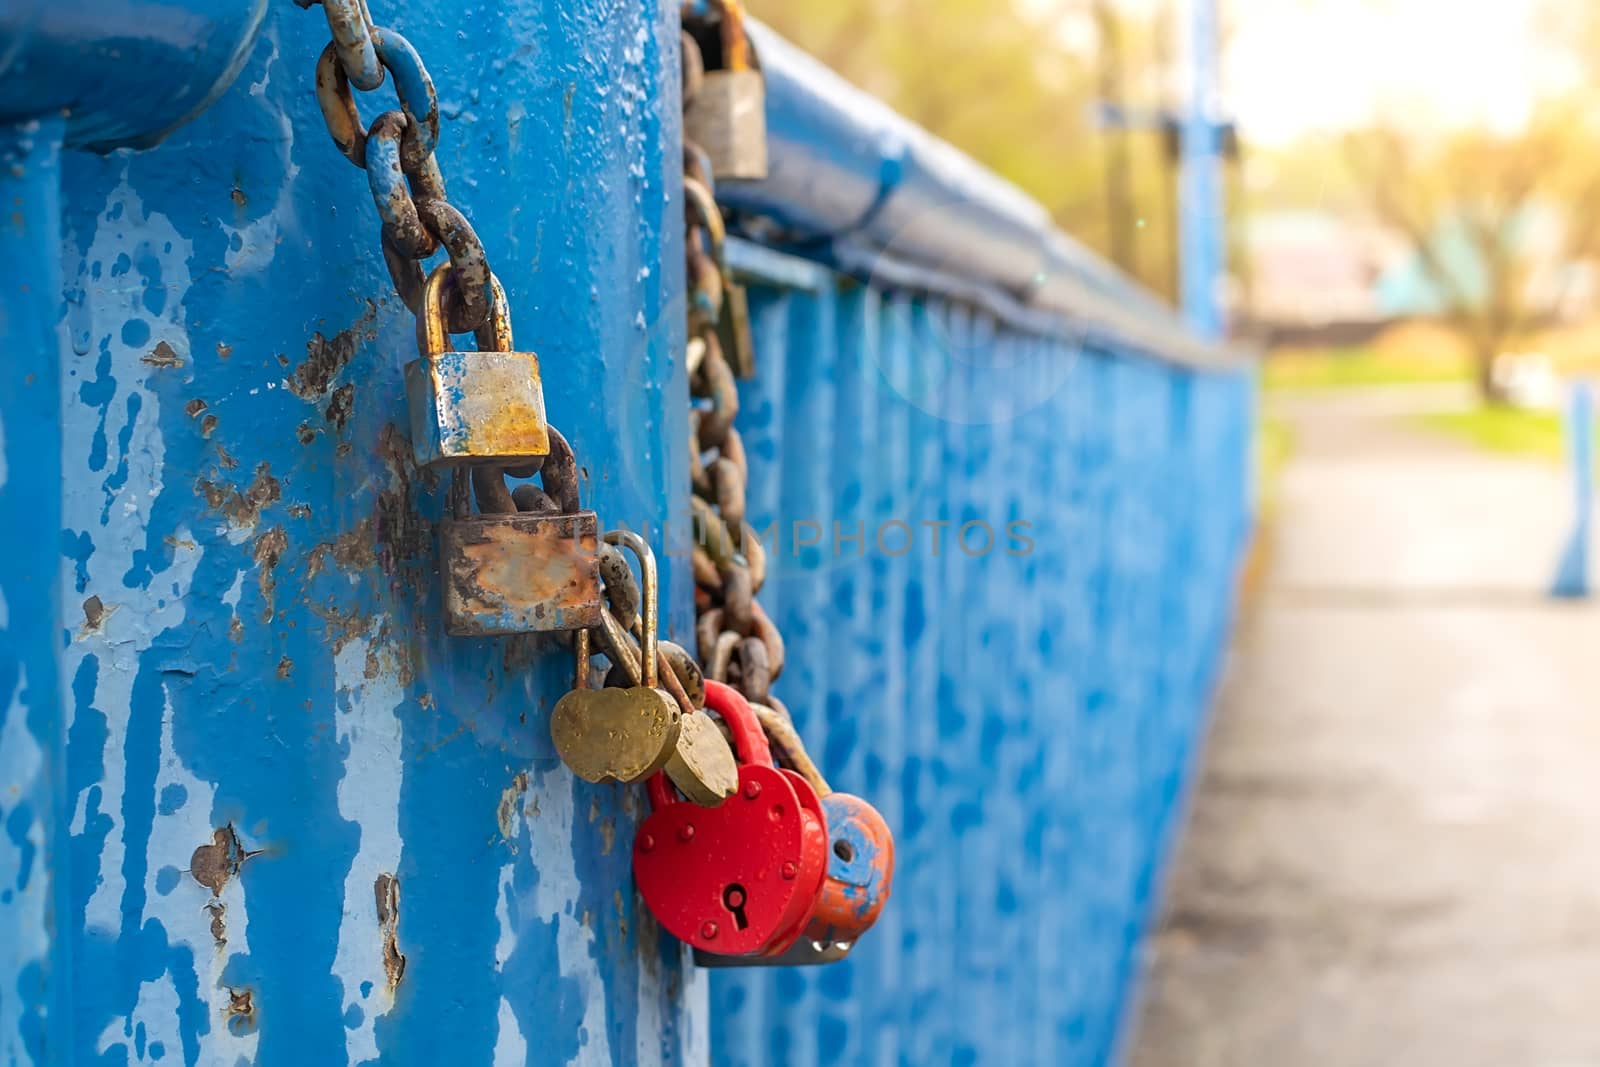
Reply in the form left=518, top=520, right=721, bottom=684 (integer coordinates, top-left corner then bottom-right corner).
left=633, top=682, right=819, bottom=956
left=761, top=767, right=828, bottom=956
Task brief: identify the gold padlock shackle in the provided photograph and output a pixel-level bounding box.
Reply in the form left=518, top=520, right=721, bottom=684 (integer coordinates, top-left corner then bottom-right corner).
left=417, top=261, right=514, bottom=358
left=604, top=529, right=659, bottom=688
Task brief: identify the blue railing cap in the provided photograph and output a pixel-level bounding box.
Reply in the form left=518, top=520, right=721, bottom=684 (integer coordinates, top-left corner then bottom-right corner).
left=717, top=19, right=1246, bottom=370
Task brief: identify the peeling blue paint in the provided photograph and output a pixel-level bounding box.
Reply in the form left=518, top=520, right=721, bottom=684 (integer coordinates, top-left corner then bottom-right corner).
left=2, top=2, right=701, bottom=1064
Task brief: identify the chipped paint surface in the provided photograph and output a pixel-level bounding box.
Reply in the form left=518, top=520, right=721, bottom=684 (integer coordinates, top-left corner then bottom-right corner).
left=2, top=2, right=694, bottom=1063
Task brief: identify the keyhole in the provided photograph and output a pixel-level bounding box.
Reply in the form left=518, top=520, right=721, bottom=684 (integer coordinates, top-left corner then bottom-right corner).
left=833, top=840, right=854, bottom=863
left=722, top=883, right=749, bottom=931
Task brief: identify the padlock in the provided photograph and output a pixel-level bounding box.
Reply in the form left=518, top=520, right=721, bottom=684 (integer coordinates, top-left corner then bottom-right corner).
left=549, top=619, right=681, bottom=786
left=592, top=594, right=735, bottom=806
left=682, top=1, right=768, bottom=181
left=405, top=261, right=550, bottom=468
left=763, top=764, right=829, bottom=956
left=437, top=427, right=602, bottom=635
left=683, top=177, right=756, bottom=379
left=752, top=698, right=895, bottom=945
left=633, top=681, right=826, bottom=956
left=807, top=792, right=895, bottom=944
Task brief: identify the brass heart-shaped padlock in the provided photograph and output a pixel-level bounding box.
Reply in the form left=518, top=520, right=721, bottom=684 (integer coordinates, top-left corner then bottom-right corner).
left=664, top=705, right=738, bottom=806
left=552, top=629, right=681, bottom=784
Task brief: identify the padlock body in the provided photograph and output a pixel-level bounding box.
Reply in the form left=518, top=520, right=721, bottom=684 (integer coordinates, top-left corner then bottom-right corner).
left=633, top=764, right=806, bottom=956
left=405, top=350, right=550, bottom=468
left=684, top=69, right=768, bottom=181
left=717, top=279, right=756, bottom=380
left=762, top=769, right=829, bottom=956
left=804, top=792, right=895, bottom=944
left=439, top=510, right=602, bottom=635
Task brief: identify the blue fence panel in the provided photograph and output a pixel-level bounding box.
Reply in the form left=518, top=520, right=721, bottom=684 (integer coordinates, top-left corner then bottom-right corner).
left=708, top=254, right=1253, bottom=1067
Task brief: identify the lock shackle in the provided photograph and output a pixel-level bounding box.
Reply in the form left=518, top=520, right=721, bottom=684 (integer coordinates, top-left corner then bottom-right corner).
left=603, top=530, right=658, bottom=688
left=417, top=262, right=514, bottom=358
left=682, top=178, right=728, bottom=271
left=647, top=679, right=771, bottom=811
left=683, top=0, right=754, bottom=72
left=572, top=626, right=591, bottom=689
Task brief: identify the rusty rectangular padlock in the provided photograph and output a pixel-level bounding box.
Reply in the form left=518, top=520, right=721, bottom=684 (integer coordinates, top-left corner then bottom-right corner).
left=438, top=432, right=602, bottom=636
left=684, top=69, right=768, bottom=181
left=405, top=264, right=550, bottom=469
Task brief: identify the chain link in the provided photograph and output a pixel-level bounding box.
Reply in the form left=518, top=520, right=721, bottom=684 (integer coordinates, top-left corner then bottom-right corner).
left=303, top=0, right=490, bottom=332
left=679, top=30, right=784, bottom=707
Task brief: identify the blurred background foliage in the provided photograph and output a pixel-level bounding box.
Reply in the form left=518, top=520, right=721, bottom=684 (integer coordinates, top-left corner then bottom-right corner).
left=747, top=0, right=1192, bottom=302
left=747, top=0, right=1600, bottom=414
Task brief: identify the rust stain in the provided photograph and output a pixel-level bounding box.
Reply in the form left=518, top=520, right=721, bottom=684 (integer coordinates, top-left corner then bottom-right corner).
left=325, top=383, right=355, bottom=430
left=439, top=514, right=602, bottom=636
left=205, top=900, right=227, bottom=947
left=224, top=988, right=256, bottom=1034
left=228, top=617, right=244, bottom=643
left=374, top=873, right=407, bottom=990
left=295, top=421, right=318, bottom=446
left=460, top=394, right=550, bottom=460
left=310, top=602, right=372, bottom=656
left=598, top=817, right=616, bottom=856
left=189, top=825, right=262, bottom=895
left=197, top=463, right=280, bottom=529
left=373, top=424, right=434, bottom=575
left=287, top=304, right=375, bottom=399
left=81, top=595, right=108, bottom=635
left=305, top=518, right=378, bottom=579
left=185, top=398, right=208, bottom=418
left=200, top=414, right=220, bottom=439
left=216, top=342, right=233, bottom=360
left=142, top=340, right=184, bottom=369
left=497, top=771, right=530, bottom=847
left=251, top=526, right=288, bottom=623
left=275, top=656, right=293, bottom=680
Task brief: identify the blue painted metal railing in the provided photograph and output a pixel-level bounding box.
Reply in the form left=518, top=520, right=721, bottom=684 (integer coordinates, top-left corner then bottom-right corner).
left=0, top=4, right=1254, bottom=1065
left=709, top=242, right=1252, bottom=1066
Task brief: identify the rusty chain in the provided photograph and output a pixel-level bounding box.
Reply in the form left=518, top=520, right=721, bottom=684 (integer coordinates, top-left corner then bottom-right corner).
left=679, top=24, right=784, bottom=710
left=299, top=0, right=491, bottom=333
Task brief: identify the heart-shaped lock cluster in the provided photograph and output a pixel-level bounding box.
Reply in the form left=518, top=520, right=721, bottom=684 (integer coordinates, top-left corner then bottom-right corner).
left=633, top=681, right=827, bottom=956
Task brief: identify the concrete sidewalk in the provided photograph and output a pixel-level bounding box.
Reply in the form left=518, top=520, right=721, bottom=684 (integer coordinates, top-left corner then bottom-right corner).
left=1126, top=394, right=1600, bottom=1067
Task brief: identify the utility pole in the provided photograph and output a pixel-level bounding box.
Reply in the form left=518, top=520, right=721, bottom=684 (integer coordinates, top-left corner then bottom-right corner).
left=1178, top=0, right=1226, bottom=339
left=1094, top=0, right=1136, bottom=278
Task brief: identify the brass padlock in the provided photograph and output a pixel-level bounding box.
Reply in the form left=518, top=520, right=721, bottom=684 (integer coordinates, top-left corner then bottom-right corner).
left=550, top=532, right=682, bottom=784
left=405, top=262, right=550, bottom=468
left=682, top=1, right=768, bottom=181
left=437, top=428, right=602, bottom=636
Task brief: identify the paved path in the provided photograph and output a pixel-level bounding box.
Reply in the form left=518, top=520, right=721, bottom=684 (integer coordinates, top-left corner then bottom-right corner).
left=1126, top=391, right=1600, bottom=1067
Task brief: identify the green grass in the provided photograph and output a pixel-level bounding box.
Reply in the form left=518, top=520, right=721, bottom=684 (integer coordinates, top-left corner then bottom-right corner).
left=1256, top=414, right=1294, bottom=515
left=1263, top=348, right=1469, bottom=391
left=1413, top=407, right=1580, bottom=463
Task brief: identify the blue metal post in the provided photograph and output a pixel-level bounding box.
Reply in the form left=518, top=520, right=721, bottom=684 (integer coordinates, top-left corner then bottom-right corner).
left=1178, top=0, right=1225, bottom=340
left=1551, top=381, right=1594, bottom=599
left=0, top=115, right=71, bottom=1067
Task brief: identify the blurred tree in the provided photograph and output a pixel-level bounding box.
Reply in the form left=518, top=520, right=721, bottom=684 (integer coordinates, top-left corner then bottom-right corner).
left=744, top=0, right=1187, bottom=300
left=1344, top=122, right=1577, bottom=405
